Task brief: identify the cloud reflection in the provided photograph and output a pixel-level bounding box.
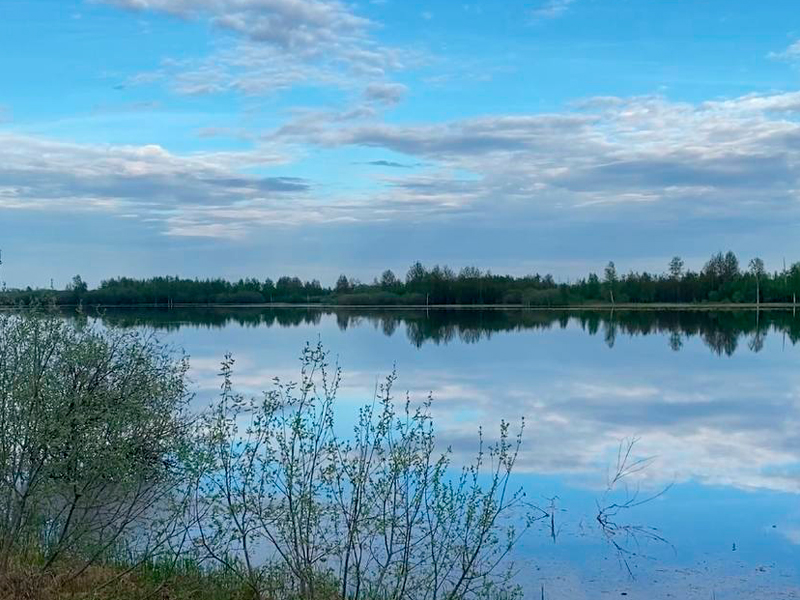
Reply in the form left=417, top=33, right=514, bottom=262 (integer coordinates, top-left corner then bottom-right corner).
left=82, top=307, right=800, bottom=497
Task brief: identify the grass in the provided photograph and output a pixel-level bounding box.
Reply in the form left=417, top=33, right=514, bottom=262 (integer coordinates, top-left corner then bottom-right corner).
left=0, top=557, right=256, bottom=600
left=0, top=553, right=360, bottom=600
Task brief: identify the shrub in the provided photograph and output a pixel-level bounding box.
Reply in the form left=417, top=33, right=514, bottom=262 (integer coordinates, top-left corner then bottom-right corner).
left=192, top=342, right=532, bottom=600
left=0, top=310, right=192, bottom=579
left=0, top=312, right=530, bottom=599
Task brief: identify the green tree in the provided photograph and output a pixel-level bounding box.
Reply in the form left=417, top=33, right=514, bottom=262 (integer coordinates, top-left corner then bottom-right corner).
left=749, top=257, right=765, bottom=305
left=604, top=261, right=618, bottom=304
left=0, top=310, right=191, bottom=577
left=790, top=263, right=800, bottom=305
left=668, top=256, right=684, bottom=280
left=380, top=269, right=398, bottom=289
left=723, top=251, right=740, bottom=281
left=406, top=261, right=427, bottom=285
left=669, top=256, right=684, bottom=302
left=335, top=274, right=352, bottom=294
left=69, top=275, right=88, bottom=293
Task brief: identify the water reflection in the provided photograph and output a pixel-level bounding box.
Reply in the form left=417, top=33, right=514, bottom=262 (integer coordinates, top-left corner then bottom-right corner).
left=62, top=307, right=800, bottom=596
left=75, top=306, right=800, bottom=498
left=79, top=306, right=800, bottom=356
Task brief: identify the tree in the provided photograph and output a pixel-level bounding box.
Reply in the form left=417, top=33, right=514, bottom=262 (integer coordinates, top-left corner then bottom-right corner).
left=405, top=261, right=427, bottom=285
left=69, top=275, right=88, bottom=295
left=703, top=252, right=724, bottom=281
left=335, top=274, right=352, bottom=294
left=604, top=261, right=618, bottom=304
left=790, top=262, right=800, bottom=305
left=668, top=256, right=684, bottom=280
left=5, top=255, right=800, bottom=308
left=0, top=310, right=191, bottom=577
left=195, top=343, right=532, bottom=600
left=261, top=278, right=275, bottom=302
left=586, top=273, right=601, bottom=300
left=459, top=266, right=481, bottom=279
left=722, top=251, right=740, bottom=281
left=668, top=256, right=684, bottom=302
left=380, top=269, right=398, bottom=289
left=749, top=257, right=765, bottom=305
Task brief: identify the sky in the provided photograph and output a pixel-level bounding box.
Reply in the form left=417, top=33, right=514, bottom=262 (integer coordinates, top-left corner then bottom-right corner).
left=3, top=0, right=800, bottom=287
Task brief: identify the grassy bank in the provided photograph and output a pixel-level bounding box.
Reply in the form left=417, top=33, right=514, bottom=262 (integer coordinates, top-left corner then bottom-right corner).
left=3, top=301, right=799, bottom=311
left=0, top=558, right=254, bottom=600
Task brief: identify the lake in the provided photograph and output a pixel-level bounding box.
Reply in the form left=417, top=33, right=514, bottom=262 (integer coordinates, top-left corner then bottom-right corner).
left=78, top=307, right=800, bottom=598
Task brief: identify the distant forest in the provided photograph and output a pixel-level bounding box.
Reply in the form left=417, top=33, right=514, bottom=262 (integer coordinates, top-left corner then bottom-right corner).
left=2, top=251, right=800, bottom=307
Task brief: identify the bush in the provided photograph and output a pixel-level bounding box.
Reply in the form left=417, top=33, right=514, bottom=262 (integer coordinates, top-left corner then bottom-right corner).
left=0, top=313, right=530, bottom=599
left=214, top=291, right=266, bottom=304
left=0, top=310, right=192, bottom=579
left=192, top=342, right=532, bottom=600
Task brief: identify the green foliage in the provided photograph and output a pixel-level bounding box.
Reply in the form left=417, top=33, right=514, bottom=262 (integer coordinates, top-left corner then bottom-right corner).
left=0, top=310, right=192, bottom=581
left=5, top=251, right=800, bottom=307
left=192, top=342, right=531, bottom=600
left=0, top=315, right=532, bottom=599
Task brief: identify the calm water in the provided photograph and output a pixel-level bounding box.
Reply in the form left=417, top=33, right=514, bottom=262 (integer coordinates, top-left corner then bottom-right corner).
left=82, top=307, right=800, bottom=598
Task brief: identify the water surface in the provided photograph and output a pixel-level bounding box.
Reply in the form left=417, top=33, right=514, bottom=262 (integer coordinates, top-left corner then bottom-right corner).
left=80, top=307, right=800, bottom=598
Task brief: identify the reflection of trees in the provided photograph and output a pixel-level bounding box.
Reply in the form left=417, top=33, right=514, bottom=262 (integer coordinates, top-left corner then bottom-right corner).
left=747, top=311, right=768, bottom=353
left=459, top=328, right=485, bottom=344
left=406, top=321, right=458, bottom=347
left=748, top=331, right=766, bottom=353
left=380, top=316, right=399, bottom=337
left=668, top=332, right=683, bottom=352
left=603, top=320, right=617, bottom=349
left=336, top=312, right=351, bottom=331
left=583, top=313, right=601, bottom=336
left=68, top=307, right=800, bottom=356
left=81, top=306, right=324, bottom=331
left=702, top=329, right=739, bottom=356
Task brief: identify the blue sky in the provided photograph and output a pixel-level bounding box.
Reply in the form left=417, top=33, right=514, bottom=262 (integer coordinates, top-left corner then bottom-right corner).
left=3, top=0, right=800, bottom=286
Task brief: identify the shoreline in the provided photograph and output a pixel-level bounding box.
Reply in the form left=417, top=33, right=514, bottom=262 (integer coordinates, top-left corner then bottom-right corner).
left=3, top=302, right=798, bottom=311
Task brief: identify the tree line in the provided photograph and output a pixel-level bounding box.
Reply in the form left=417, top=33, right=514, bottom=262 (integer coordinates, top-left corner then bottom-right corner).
left=3, top=251, right=800, bottom=306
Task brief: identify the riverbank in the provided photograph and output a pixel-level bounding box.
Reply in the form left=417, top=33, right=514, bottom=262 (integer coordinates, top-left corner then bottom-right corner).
left=0, top=559, right=253, bottom=600
left=4, top=301, right=798, bottom=311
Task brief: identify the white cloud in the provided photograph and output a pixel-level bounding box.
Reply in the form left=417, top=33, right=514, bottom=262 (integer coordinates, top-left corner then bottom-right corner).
left=268, top=91, right=800, bottom=219
left=5, top=90, right=800, bottom=238
left=531, top=0, right=577, bottom=20
left=100, top=0, right=411, bottom=100
left=768, top=39, right=800, bottom=61
left=0, top=130, right=467, bottom=238
left=781, top=527, right=800, bottom=545
left=0, top=133, right=308, bottom=224
left=97, top=0, right=369, bottom=50
left=410, top=369, right=800, bottom=494
left=363, top=82, right=408, bottom=105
